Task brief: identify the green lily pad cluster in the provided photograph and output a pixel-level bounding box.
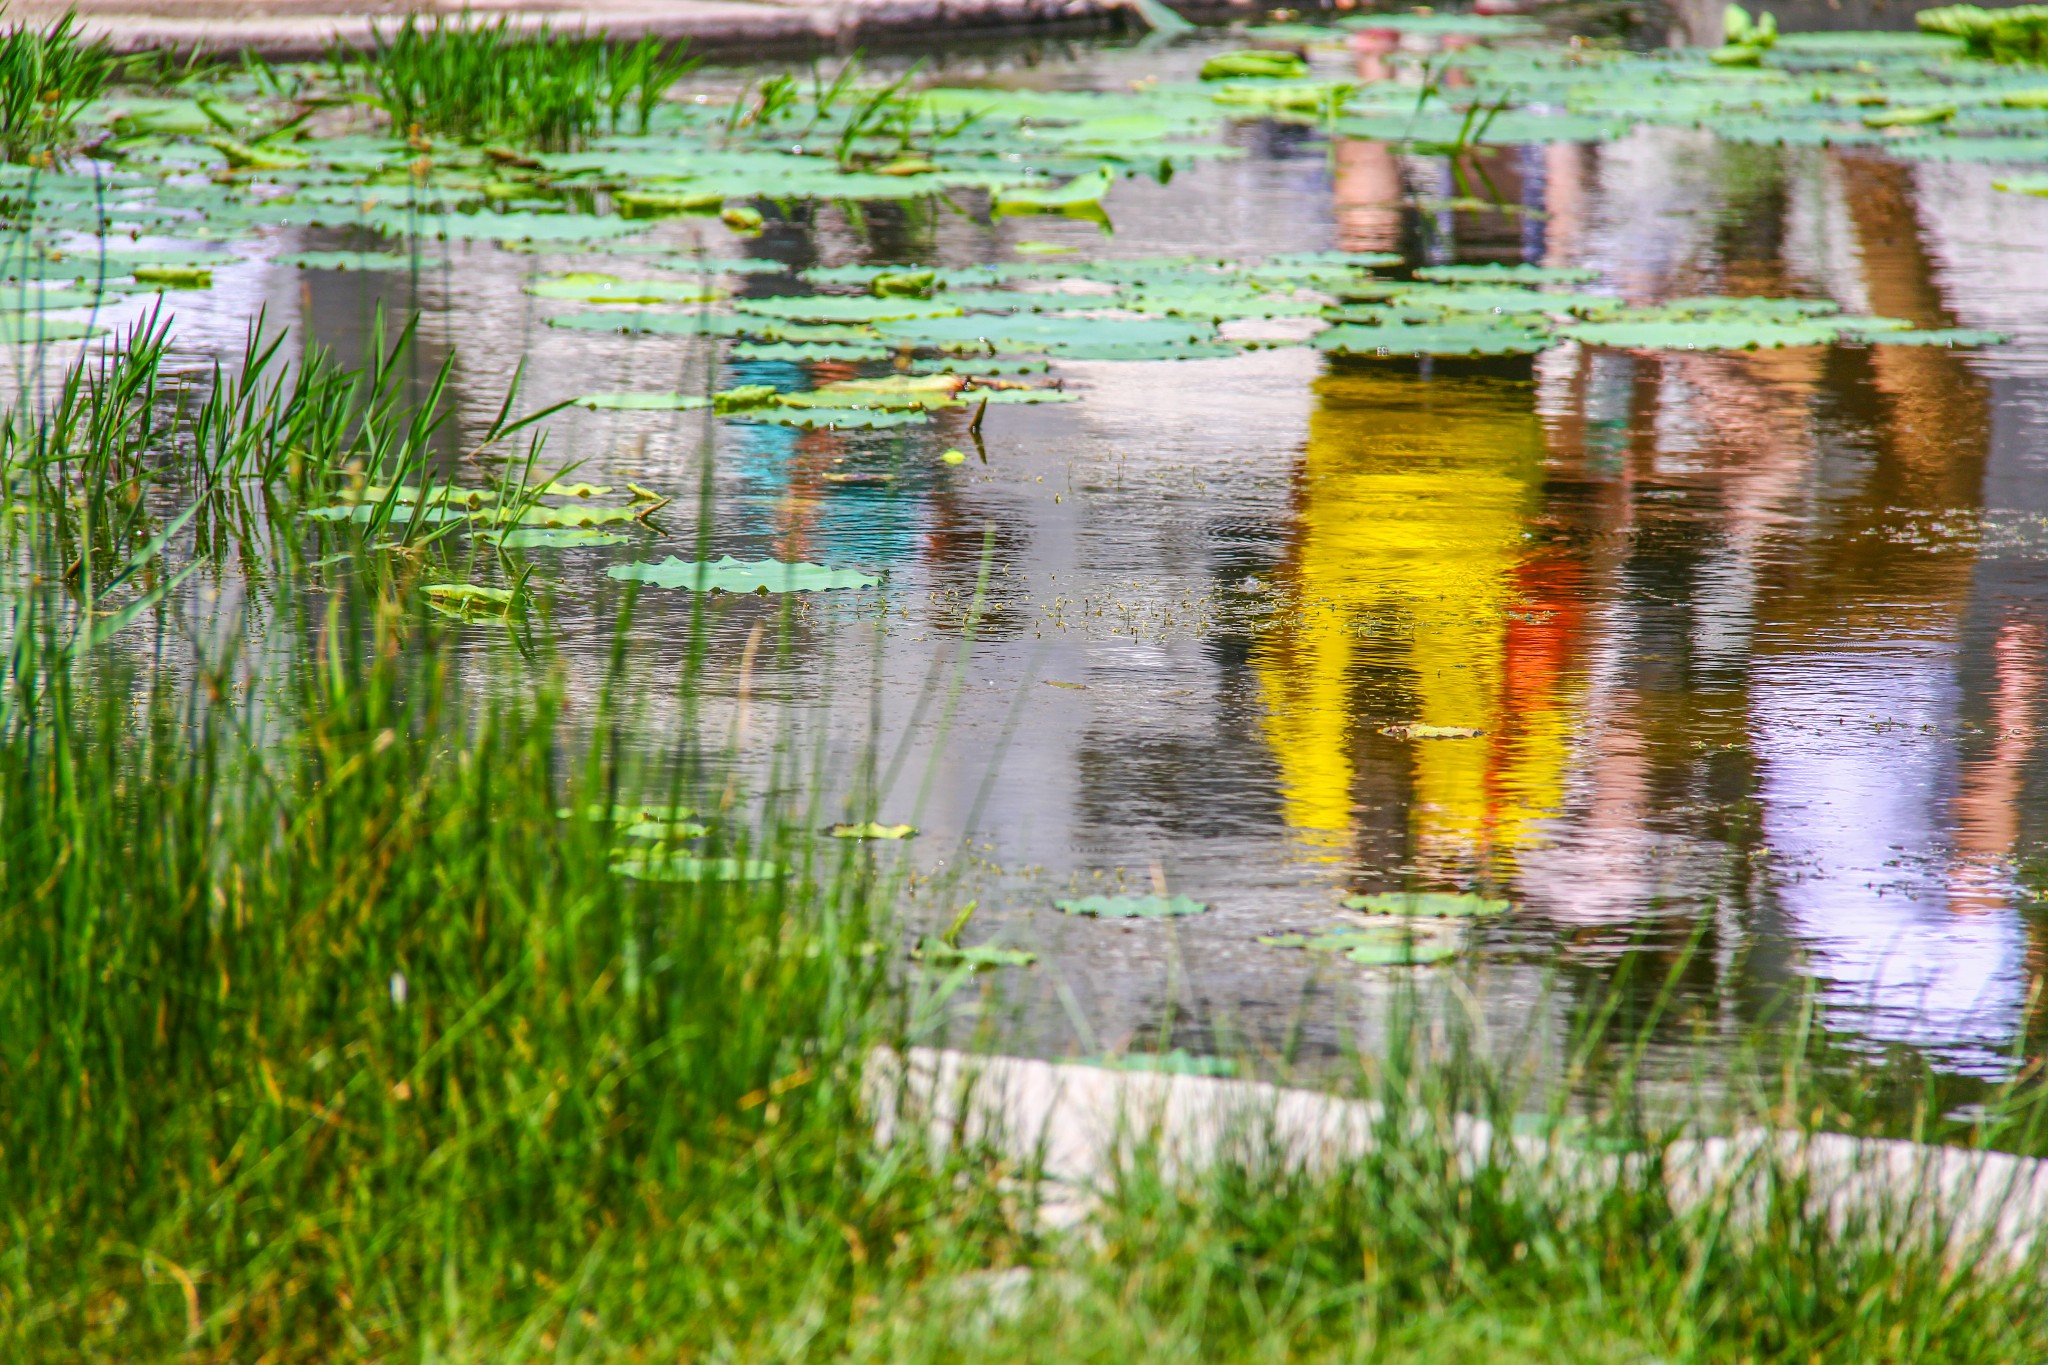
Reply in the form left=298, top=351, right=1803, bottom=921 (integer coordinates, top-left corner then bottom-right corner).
left=1231, top=6, right=2048, bottom=165
left=302, top=477, right=668, bottom=541
left=1260, top=890, right=1512, bottom=966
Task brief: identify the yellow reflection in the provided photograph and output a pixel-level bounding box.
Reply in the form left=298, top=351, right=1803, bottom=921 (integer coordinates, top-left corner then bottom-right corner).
left=1253, top=368, right=1582, bottom=872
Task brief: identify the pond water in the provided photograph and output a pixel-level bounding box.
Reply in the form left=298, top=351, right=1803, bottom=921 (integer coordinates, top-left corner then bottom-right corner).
left=22, top=15, right=2048, bottom=1087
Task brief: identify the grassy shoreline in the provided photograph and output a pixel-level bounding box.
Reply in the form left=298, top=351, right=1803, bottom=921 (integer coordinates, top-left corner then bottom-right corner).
left=0, top=322, right=2038, bottom=1361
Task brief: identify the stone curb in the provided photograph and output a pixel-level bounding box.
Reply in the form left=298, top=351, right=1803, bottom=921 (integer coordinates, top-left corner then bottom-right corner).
left=872, top=1047, right=2048, bottom=1261
left=12, top=0, right=1152, bottom=58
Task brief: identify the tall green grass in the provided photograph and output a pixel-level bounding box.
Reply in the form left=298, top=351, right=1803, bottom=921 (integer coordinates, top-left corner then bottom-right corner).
left=5, top=316, right=2048, bottom=1361
left=353, top=16, right=697, bottom=151
left=0, top=11, right=121, bottom=165
left=0, top=318, right=1023, bottom=1359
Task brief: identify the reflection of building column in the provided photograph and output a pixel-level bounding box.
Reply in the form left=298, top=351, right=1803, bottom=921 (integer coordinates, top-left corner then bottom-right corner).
left=1251, top=369, right=1588, bottom=880
left=1332, top=139, right=1404, bottom=256
left=1741, top=151, right=2022, bottom=1058
left=1540, top=142, right=1589, bottom=271
left=1951, top=621, right=2044, bottom=914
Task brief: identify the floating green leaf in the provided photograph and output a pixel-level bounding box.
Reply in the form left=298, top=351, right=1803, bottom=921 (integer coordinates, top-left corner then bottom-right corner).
left=607, top=555, right=879, bottom=593
left=875, top=312, right=1215, bottom=358
left=575, top=392, right=711, bottom=410
left=990, top=167, right=1114, bottom=218
left=1318, top=322, right=1549, bottom=357
left=0, top=317, right=104, bottom=343
left=280, top=250, right=447, bottom=271
left=612, top=855, right=782, bottom=882
left=1259, top=925, right=1465, bottom=965
left=422, top=583, right=517, bottom=614
left=1199, top=50, right=1310, bottom=81
left=1413, top=264, right=1600, bottom=285
left=1055, top=894, right=1208, bottom=918
left=1846, top=327, right=2013, bottom=346
left=1342, top=891, right=1512, bottom=918
left=527, top=272, right=725, bottom=303
left=829, top=821, right=916, bottom=839
left=615, top=189, right=723, bottom=217
left=1563, top=319, right=1840, bottom=350
left=132, top=265, right=212, bottom=289
left=371, top=210, right=654, bottom=242
left=734, top=294, right=962, bottom=323
left=914, top=939, right=1037, bottom=969
left=1379, top=723, right=1485, bottom=739
left=487, top=528, right=633, bottom=548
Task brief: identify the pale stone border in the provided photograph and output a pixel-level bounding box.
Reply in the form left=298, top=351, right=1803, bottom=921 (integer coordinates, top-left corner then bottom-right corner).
left=873, top=1046, right=2048, bottom=1264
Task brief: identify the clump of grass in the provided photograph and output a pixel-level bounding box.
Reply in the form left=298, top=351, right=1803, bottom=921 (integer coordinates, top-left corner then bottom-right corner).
left=0, top=320, right=1024, bottom=1359
left=354, top=15, right=697, bottom=151
left=0, top=11, right=121, bottom=165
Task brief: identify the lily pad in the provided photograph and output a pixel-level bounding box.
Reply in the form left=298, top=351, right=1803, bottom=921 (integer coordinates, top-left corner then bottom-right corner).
left=132, top=265, right=213, bottom=289
left=422, top=583, right=517, bottom=612
left=1413, top=264, right=1600, bottom=285
left=562, top=802, right=701, bottom=824
left=528, top=273, right=726, bottom=304
left=0, top=288, right=106, bottom=311
left=499, top=503, right=641, bottom=527
left=1259, top=925, right=1465, bottom=965
left=1843, top=327, right=2012, bottom=347
left=371, top=210, right=654, bottom=243
left=612, top=855, right=782, bottom=882
left=1317, top=322, right=1549, bottom=357
left=1055, top=894, right=1208, bottom=918
left=1378, top=723, right=1485, bottom=739
left=731, top=407, right=930, bottom=430
left=1563, top=319, right=1840, bottom=350
left=0, top=317, right=105, bottom=343
left=733, top=294, right=962, bottom=323
left=615, top=189, right=724, bottom=216
left=487, top=528, right=633, bottom=548
left=1199, top=50, right=1310, bottom=81
left=1342, top=891, right=1512, bottom=918
left=576, top=392, right=712, bottom=411
left=730, top=341, right=894, bottom=361
left=829, top=821, right=917, bottom=839
left=990, top=166, right=1114, bottom=218
left=914, top=939, right=1037, bottom=969
left=280, top=250, right=447, bottom=271
left=607, top=555, right=879, bottom=593
left=875, top=312, right=1215, bottom=358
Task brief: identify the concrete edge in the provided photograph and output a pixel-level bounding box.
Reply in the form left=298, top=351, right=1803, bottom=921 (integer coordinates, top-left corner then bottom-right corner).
left=870, top=1047, right=2048, bottom=1262
left=47, top=0, right=1157, bottom=59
